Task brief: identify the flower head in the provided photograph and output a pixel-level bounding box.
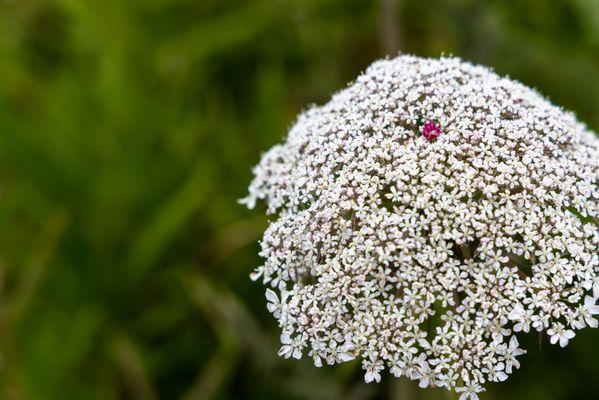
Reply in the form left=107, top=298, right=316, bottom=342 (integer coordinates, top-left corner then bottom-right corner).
left=422, top=121, right=442, bottom=141
left=241, top=55, right=599, bottom=397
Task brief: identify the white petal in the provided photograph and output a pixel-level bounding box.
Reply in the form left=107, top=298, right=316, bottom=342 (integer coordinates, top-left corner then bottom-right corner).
left=374, top=372, right=381, bottom=383
left=574, top=319, right=586, bottom=329
left=508, top=305, right=523, bottom=320
left=278, top=345, right=292, bottom=358
left=340, top=343, right=354, bottom=352
left=292, top=348, right=302, bottom=359
left=249, top=270, right=262, bottom=281
left=266, top=303, right=277, bottom=313
left=512, top=359, right=521, bottom=370
left=280, top=331, right=291, bottom=344
left=509, top=335, right=519, bottom=349
left=265, top=288, right=278, bottom=303
left=584, top=296, right=596, bottom=307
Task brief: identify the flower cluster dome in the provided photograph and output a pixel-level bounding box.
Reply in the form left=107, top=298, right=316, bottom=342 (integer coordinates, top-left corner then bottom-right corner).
left=241, top=55, right=599, bottom=399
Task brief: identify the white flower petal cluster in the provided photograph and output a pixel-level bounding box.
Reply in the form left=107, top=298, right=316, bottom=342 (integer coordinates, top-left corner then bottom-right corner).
left=241, top=55, right=599, bottom=398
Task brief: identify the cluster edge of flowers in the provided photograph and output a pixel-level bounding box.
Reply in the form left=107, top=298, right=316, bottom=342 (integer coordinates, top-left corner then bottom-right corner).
left=242, top=55, right=599, bottom=399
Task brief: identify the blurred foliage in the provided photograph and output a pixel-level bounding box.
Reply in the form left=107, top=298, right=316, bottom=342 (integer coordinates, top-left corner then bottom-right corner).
left=0, top=0, right=597, bottom=399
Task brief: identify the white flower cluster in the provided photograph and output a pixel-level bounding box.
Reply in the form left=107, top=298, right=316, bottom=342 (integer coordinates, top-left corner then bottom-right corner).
left=241, top=55, right=599, bottom=399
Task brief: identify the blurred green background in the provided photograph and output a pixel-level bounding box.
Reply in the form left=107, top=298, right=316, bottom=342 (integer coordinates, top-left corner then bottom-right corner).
left=0, top=0, right=598, bottom=399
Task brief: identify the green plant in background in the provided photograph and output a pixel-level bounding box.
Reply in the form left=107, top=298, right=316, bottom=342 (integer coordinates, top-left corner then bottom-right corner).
left=0, top=1, right=598, bottom=399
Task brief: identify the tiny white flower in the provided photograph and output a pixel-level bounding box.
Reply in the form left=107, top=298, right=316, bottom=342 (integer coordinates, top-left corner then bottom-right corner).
left=574, top=296, right=599, bottom=329
left=508, top=304, right=531, bottom=333
left=548, top=324, right=576, bottom=347
left=265, top=288, right=290, bottom=320
left=363, top=356, right=383, bottom=383
left=456, top=382, right=485, bottom=400
left=504, top=336, right=526, bottom=373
